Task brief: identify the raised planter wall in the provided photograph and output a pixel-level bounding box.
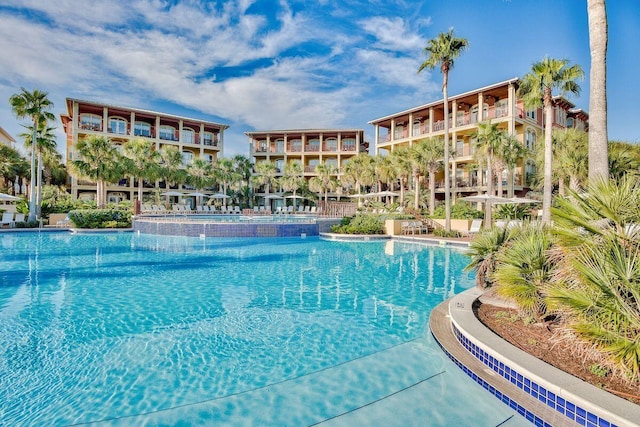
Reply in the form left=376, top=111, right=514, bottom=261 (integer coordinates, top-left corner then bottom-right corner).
left=432, top=219, right=474, bottom=232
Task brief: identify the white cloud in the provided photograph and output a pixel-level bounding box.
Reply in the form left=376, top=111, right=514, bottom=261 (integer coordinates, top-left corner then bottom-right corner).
left=358, top=17, right=426, bottom=52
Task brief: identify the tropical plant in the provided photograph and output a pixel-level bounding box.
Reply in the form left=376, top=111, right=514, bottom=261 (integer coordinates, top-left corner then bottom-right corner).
left=187, top=157, right=214, bottom=193
left=330, top=214, right=384, bottom=235
left=465, top=226, right=516, bottom=288
left=212, top=157, right=239, bottom=207
left=431, top=202, right=483, bottom=220
left=0, top=145, right=28, bottom=190
left=409, top=138, right=444, bottom=214
left=550, top=176, right=640, bottom=379
left=342, top=153, right=375, bottom=203
left=492, top=223, right=553, bottom=321
left=9, top=87, right=55, bottom=221
left=608, top=141, right=640, bottom=181
left=122, top=138, right=161, bottom=202
left=552, top=128, right=588, bottom=195
left=70, top=135, right=123, bottom=207
left=253, top=161, right=279, bottom=196
left=498, top=133, right=527, bottom=198
left=158, top=146, right=187, bottom=190
left=279, top=162, right=304, bottom=209
left=587, top=0, right=609, bottom=180
left=388, top=146, right=412, bottom=205
left=517, top=57, right=584, bottom=224
left=418, top=28, right=469, bottom=232
left=308, top=162, right=338, bottom=203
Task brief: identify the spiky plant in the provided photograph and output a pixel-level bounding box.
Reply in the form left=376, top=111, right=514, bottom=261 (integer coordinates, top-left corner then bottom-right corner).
left=464, top=226, right=516, bottom=288
left=491, top=223, right=553, bottom=320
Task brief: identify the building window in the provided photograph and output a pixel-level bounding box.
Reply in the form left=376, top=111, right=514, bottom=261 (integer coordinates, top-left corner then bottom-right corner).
left=134, top=121, right=151, bottom=137
left=274, top=138, right=285, bottom=152
left=203, top=153, right=214, bottom=163
left=566, top=117, right=574, bottom=128
left=324, top=137, right=338, bottom=152
left=160, top=125, right=176, bottom=141
left=306, top=138, right=320, bottom=151
left=289, top=139, right=302, bottom=152
left=182, top=128, right=195, bottom=144
left=526, top=109, right=537, bottom=121
left=342, top=138, right=356, bottom=151
left=181, top=151, right=193, bottom=165
left=555, top=107, right=566, bottom=126
left=109, top=117, right=127, bottom=135
left=525, top=128, right=536, bottom=151
left=413, top=120, right=422, bottom=136
left=203, top=132, right=215, bottom=146
left=456, top=139, right=464, bottom=155
left=275, top=159, right=284, bottom=173
left=80, top=114, right=102, bottom=131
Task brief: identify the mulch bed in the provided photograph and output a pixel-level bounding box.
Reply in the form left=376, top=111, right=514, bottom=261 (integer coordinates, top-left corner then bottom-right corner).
left=474, top=301, right=640, bottom=405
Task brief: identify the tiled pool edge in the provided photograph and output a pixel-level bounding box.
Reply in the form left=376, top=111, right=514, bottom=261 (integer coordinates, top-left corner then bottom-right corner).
left=431, top=288, right=639, bottom=427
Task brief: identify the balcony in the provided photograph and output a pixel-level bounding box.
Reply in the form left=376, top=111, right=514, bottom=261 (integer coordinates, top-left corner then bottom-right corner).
left=304, top=145, right=320, bottom=152
left=304, top=165, right=317, bottom=173
left=79, top=122, right=102, bottom=132
left=341, top=144, right=356, bottom=152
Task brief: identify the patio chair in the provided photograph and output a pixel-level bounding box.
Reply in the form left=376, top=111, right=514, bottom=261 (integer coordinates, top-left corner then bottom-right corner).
left=13, top=213, right=25, bottom=225
left=1, top=212, right=14, bottom=228
left=310, top=206, right=317, bottom=214
left=196, top=206, right=203, bottom=213
left=460, top=219, right=483, bottom=237
left=56, top=215, right=71, bottom=227
left=234, top=206, right=241, bottom=214
left=297, top=205, right=304, bottom=213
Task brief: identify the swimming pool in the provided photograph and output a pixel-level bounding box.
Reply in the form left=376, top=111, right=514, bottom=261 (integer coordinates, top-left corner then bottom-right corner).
left=0, top=232, right=528, bottom=426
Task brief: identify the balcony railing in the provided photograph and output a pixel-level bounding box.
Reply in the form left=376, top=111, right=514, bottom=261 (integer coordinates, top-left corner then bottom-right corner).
left=304, top=165, right=317, bottom=173
left=304, top=145, right=320, bottom=152
left=79, top=123, right=102, bottom=131
left=341, top=144, right=356, bottom=152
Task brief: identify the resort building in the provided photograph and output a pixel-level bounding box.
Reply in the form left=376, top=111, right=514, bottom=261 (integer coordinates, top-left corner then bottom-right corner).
left=0, top=126, right=16, bottom=149
left=60, top=98, right=229, bottom=203
left=368, top=78, right=588, bottom=198
left=246, top=128, right=368, bottom=201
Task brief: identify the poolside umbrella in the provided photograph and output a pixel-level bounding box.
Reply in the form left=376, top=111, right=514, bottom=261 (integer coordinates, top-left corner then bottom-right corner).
left=0, top=193, right=20, bottom=201
left=208, top=193, right=229, bottom=199
left=459, top=194, right=510, bottom=229
left=264, top=194, right=284, bottom=199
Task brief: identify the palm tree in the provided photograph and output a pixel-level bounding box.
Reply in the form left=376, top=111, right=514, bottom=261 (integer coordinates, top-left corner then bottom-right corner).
left=550, top=177, right=640, bottom=379
left=212, top=158, right=239, bottom=207
left=122, top=138, right=161, bottom=202
left=158, top=146, right=186, bottom=190
left=418, top=28, right=469, bottom=232
left=587, top=0, right=609, bottom=180
left=309, top=162, right=338, bottom=203
left=409, top=138, right=444, bottom=214
left=388, top=147, right=412, bottom=206
left=552, top=128, right=588, bottom=195
left=232, top=155, right=254, bottom=207
left=20, top=123, right=58, bottom=213
left=70, top=135, right=123, bottom=207
left=472, top=121, right=505, bottom=226
left=0, top=145, right=28, bottom=191
left=279, top=162, right=304, bottom=210
left=608, top=141, right=640, bottom=181
left=465, top=226, right=516, bottom=288
left=517, top=57, right=584, bottom=224
left=342, top=153, right=375, bottom=205
left=9, top=88, right=55, bottom=222
left=253, top=161, right=279, bottom=196
left=497, top=133, right=527, bottom=198
left=187, top=157, right=214, bottom=200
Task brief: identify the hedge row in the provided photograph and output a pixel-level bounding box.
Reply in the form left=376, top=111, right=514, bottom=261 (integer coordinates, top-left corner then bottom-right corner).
left=68, top=209, right=132, bottom=229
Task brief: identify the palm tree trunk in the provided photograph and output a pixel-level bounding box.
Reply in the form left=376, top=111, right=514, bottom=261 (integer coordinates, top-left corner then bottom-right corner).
left=443, top=80, right=451, bottom=232
left=542, top=100, right=554, bottom=225
left=558, top=178, right=566, bottom=196
left=413, top=168, right=420, bottom=210
left=36, top=151, right=43, bottom=219
left=496, top=168, right=504, bottom=197
left=587, top=0, right=608, bottom=180
left=138, top=176, right=144, bottom=202
left=27, top=124, right=37, bottom=222
left=507, top=169, right=515, bottom=198
left=429, top=171, right=436, bottom=216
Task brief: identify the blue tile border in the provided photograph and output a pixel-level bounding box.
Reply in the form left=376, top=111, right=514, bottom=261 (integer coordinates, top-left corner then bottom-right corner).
left=448, top=323, right=619, bottom=427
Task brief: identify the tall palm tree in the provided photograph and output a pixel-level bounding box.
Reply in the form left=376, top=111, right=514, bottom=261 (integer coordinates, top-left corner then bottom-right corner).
left=472, top=121, right=506, bottom=226
left=20, top=123, right=58, bottom=213
left=213, top=158, right=239, bottom=207
left=187, top=157, right=214, bottom=198
left=279, top=162, right=304, bottom=210
left=70, top=135, right=123, bottom=207
left=418, top=28, right=469, bottom=232
left=552, top=128, right=588, bottom=195
left=0, top=145, right=28, bottom=191
left=122, top=138, right=161, bottom=202
left=9, top=87, right=55, bottom=221
left=587, top=0, right=609, bottom=180
left=343, top=153, right=375, bottom=205
left=497, top=133, right=527, bottom=198
left=309, top=162, right=338, bottom=203
left=158, top=145, right=186, bottom=190
left=388, top=147, right=412, bottom=206
left=253, top=161, right=279, bottom=195
left=232, top=155, right=254, bottom=207
left=409, top=138, right=444, bottom=214
left=517, top=57, right=584, bottom=224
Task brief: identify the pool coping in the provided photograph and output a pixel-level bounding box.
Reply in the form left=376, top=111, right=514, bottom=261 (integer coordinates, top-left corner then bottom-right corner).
left=430, top=288, right=640, bottom=427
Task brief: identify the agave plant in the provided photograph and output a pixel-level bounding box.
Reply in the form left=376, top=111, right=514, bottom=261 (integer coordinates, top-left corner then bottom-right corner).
left=491, top=223, right=553, bottom=321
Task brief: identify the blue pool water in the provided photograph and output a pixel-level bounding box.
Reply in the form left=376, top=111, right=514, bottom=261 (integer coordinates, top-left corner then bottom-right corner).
left=0, top=232, right=528, bottom=426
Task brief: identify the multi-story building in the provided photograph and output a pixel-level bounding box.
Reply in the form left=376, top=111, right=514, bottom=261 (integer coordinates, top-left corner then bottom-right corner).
left=368, top=78, right=588, bottom=198
left=0, top=126, right=16, bottom=149
left=61, top=98, right=229, bottom=203
left=246, top=128, right=368, bottom=200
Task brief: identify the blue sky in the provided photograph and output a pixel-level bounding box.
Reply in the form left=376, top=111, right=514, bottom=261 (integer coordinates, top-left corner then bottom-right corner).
left=0, top=0, right=637, bottom=158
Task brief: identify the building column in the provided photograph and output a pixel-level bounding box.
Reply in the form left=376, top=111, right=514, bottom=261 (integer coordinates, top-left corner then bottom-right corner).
left=477, top=92, right=484, bottom=122
left=508, top=82, right=516, bottom=135
left=102, top=107, right=108, bottom=133
left=428, top=107, right=434, bottom=133
left=130, top=111, right=135, bottom=136
left=373, top=125, right=379, bottom=155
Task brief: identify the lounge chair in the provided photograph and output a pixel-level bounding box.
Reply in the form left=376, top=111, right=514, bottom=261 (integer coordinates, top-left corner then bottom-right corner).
left=304, top=206, right=311, bottom=213
left=310, top=206, right=317, bottom=214
left=13, top=213, right=25, bottom=225
left=1, top=212, right=14, bottom=228
left=56, top=215, right=71, bottom=227
left=234, top=206, right=241, bottom=214
left=196, top=206, right=204, bottom=213
left=461, top=219, right=483, bottom=237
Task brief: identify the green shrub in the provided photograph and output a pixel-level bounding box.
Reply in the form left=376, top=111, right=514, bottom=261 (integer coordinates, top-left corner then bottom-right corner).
left=430, top=202, right=483, bottom=219
left=68, top=208, right=132, bottom=229
left=330, top=214, right=384, bottom=234
left=433, top=228, right=460, bottom=238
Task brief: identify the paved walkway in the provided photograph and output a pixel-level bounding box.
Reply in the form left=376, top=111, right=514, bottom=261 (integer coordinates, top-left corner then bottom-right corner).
left=431, top=287, right=640, bottom=427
